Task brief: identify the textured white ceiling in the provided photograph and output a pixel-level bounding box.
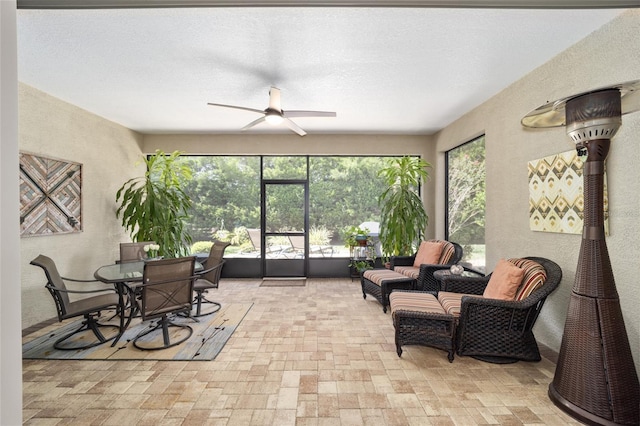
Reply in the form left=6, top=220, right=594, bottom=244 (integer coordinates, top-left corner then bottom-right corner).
left=17, top=7, right=625, bottom=135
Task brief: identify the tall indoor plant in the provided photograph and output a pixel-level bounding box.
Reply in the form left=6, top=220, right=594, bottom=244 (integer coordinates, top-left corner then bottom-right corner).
left=378, top=156, right=431, bottom=257
left=116, top=150, right=193, bottom=258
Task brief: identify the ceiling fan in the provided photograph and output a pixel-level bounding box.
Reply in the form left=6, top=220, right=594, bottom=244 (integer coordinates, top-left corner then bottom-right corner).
left=207, top=86, right=336, bottom=136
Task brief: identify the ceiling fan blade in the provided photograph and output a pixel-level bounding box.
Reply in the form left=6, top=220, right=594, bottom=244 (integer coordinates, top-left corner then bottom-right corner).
left=268, top=87, right=282, bottom=112
left=241, top=116, right=267, bottom=131
left=207, top=102, right=264, bottom=115
left=283, top=118, right=307, bottom=137
left=283, top=110, right=337, bottom=118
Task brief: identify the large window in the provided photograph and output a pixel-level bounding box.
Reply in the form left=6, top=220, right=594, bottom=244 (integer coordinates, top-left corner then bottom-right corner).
left=179, top=156, right=400, bottom=257
left=446, top=136, right=486, bottom=272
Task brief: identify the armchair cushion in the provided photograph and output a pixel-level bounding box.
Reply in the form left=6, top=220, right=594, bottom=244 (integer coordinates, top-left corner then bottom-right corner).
left=438, top=291, right=470, bottom=317
left=438, top=241, right=456, bottom=264
left=413, top=241, right=443, bottom=267
left=393, top=266, right=420, bottom=279
left=509, top=258, right=547, bottom=301
left=483, top=258, right=525, bottom=300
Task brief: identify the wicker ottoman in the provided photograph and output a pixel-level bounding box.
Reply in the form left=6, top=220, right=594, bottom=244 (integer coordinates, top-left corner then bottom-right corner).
left=389, top=290, right=456, bottom=362
left=361, top=269, right=416, bottom=313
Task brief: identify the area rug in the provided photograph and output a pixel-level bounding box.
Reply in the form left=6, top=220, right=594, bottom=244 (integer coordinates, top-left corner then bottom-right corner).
left=260, top=278, right=306, bottom=287
left=22, top=303, right=252, bottom=361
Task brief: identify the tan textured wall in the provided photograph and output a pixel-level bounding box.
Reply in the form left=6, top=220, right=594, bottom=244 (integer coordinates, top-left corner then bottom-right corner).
left=19, top=83, right=145, bottom=328
left=433, top=10, right=640, bottom=371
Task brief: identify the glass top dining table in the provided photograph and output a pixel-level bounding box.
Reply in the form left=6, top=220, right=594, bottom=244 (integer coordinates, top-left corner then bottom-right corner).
left=94, top=259, right=203, bottom=284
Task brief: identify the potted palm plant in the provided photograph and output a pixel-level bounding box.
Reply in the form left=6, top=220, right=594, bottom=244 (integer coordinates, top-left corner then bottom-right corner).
left=378, top=156, right=431, bottom=257
left=116, top=150, right=193, bottom=258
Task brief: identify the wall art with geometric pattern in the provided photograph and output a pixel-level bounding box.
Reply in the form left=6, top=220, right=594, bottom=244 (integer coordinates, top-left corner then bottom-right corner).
left=20, top=152, right=82, bottom=237
left=528, top=149, right=608, bottom=235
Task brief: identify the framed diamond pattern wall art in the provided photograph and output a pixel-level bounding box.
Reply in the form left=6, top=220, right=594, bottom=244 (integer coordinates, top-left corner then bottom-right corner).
left=20, top=152, right=82, bottom=237
left=528, top=149, right=608, bottom=235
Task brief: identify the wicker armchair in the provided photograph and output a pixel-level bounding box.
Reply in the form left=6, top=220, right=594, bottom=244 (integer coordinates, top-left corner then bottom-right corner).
left=440, top=256, right=562, bottom=363
left=390, top=240, right=463, bottom=292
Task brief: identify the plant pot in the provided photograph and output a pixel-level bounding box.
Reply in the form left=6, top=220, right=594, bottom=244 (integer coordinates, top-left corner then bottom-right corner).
left=355, top=235, right=368, bottom=246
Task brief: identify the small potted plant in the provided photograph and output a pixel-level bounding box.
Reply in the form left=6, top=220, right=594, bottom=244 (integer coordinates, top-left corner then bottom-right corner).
left=349, top=259, right=374, bottom=274
left=343, top=225, right=371, bottom=248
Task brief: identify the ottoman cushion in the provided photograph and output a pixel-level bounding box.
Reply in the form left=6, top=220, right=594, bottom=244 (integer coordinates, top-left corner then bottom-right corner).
left=363, top=269, right=413, bottom=285
left=390, top=291, right=445, bottom=315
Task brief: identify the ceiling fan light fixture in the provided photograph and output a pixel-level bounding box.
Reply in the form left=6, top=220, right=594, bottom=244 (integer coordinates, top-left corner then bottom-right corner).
left=208, top=87, right=336, bottom=136
left=265, top=111, right=283, bottom=125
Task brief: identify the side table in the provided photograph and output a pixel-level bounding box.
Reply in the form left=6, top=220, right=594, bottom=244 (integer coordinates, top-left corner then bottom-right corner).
left=433, top=268, right=484, bottom=292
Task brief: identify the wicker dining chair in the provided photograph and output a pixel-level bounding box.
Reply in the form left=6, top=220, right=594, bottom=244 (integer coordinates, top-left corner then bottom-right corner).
left=30, top=254, right=121, bottom=350
left=132, top=256, right=196, bottom=351
left=192, top=240, right=230, bottom=317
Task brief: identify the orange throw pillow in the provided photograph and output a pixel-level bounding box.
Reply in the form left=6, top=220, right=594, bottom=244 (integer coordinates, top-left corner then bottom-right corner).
left=413, top=241, right=443, bottom=267
left=483, top=258, right=525, bottom=300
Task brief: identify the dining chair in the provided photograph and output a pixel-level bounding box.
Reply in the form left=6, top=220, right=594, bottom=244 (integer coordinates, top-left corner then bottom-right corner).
left=117, top=241, right=157, bottom=319
left=118, top=241, right=156, bottom=263
left=30, top=254, right=121, bottom=350
left=132, top=256, right=196, bottom=351
left=192, top=240, right=230, bottom=317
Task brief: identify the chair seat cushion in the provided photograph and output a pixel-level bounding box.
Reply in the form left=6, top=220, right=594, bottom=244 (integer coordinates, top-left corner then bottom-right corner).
left=437, top=291, right=478, bottom=317
left=362, top=269, right=413, bottom=286
left=390, top=291, right=446, bottom=315
left=66, top=293, right=120, bottom=318
left=193, top=278, right=216, bottom=291
left=393, top=266, right=420, bottom=280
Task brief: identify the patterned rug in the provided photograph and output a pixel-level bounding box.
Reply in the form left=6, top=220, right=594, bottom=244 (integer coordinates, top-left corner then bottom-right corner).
left=22, top=303, right=252, bottom=361
left=260, top=279, right=306, bottom=287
